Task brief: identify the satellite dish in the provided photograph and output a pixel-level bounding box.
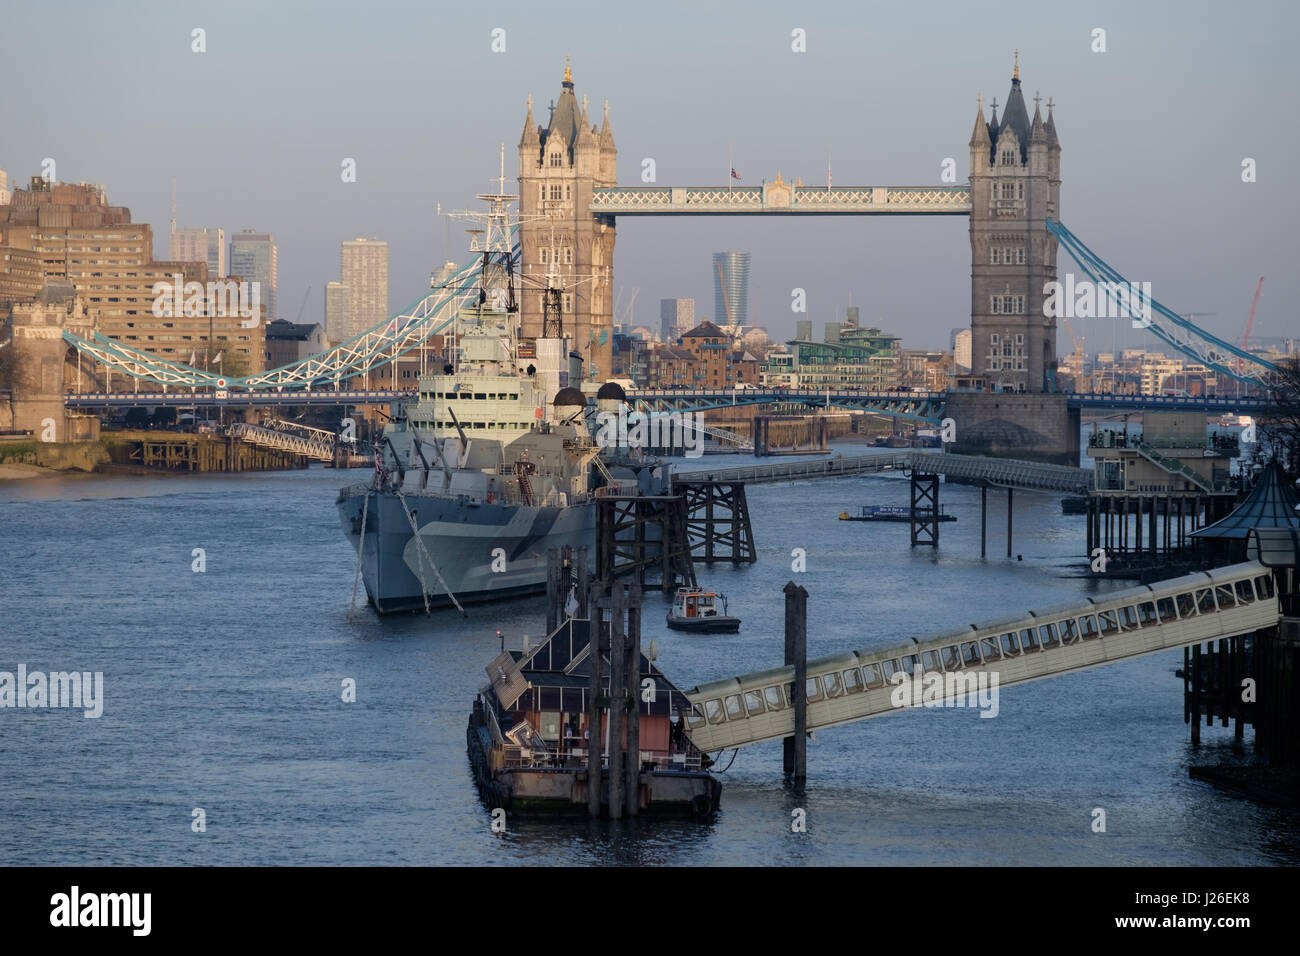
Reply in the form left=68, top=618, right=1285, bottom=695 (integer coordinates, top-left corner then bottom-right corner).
left=648, top=639, right=659, bottom=662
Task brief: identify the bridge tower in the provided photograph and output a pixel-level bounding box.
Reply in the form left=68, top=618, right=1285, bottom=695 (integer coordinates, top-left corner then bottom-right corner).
left=517, top=59, right=617, bottom=383
left=968, top=53, right=1061, bottom=393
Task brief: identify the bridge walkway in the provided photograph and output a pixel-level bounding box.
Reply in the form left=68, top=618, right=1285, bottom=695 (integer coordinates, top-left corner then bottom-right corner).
left=682, top=562, right=1278, bottom=752
left=226, top=422, right=335, bottom=462
left=677, top=451, right=1092, bottom=494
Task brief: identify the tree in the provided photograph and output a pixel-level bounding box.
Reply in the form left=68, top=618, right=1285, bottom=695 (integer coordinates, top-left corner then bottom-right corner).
left=1259, top=357, right=1300, bottom=477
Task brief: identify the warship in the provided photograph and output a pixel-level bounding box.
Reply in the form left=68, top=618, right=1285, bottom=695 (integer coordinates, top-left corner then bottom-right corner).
left=336, top=184, right=653, bottom=614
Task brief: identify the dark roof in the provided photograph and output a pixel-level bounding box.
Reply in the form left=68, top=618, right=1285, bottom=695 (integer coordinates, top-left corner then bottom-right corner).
left=552, top=386, right=586, bottom=406
left=596, top=381, right=626, bottom=401
left=265, top=319, right=320, bottom=341
left=682, top=320, right=727, bottom=339
left=543, top=85, right=580, bottom=162
left=996, top=77, right=1031, bottom=161
left=1191, top=463, right=1300, bottom=540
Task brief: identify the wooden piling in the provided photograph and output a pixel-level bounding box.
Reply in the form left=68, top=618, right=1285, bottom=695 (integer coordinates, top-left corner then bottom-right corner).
left=1006, top=487, right=1013, bottom=558
left=608, top=583, right=626, bottom=819
left=625, top=582, right=642, bottom=818
left=783, top=581, right=809, bottom=784
left=586, top=585, right=604, bottom=818
left=981, top=484, right=989, bottom=558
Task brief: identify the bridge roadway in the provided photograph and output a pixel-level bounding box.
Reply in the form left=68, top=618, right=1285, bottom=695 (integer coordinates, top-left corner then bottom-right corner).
left=63, top=387, right=1269, bottom=418
left=681, top=561, right=1279, bottom=752
left=677, top=450, right=1093, bottom=494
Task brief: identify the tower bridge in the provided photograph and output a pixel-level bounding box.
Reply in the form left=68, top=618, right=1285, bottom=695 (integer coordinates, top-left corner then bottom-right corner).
left=29, top=55, right=1281, bottom=463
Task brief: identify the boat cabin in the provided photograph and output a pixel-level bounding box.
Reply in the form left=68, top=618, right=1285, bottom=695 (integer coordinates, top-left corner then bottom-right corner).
left=673, top=587, right=726, bottom=620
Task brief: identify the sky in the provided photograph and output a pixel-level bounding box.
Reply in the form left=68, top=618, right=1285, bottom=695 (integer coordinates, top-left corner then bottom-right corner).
left=3, top=0, right=1296, bottom=353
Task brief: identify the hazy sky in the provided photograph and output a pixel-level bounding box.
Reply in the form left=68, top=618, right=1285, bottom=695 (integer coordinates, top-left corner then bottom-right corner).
left=4, top=0, right=1295, bottom=353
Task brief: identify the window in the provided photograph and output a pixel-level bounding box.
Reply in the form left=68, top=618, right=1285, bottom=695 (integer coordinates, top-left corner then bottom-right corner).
left=942, top=645, right=963, bottom=669
left=1119, top=605, right=1139, bottom=629
left=991, top=333, right=1001, bottom=345
left=1020, top=628, right=1040, bottom=652
left=1196, top=588, right=1216, bottom=614
left=744, top=690, right=765, bottom=716
left=1176, top=591, right=1197, bottom=618
left=980, top=636, right=1002, bottom=661
left=901, top=655, right=920, bottom=677
left=724, top=695, right=744, bottom=720
left=1137, top=602, right=1158, bottom=625
left=1098, top=610, right=1119, bottom=636
left=705, top=699, right=725, bottom=724
left=549, top=151, right=562, bottom=168
left=1017, top=182, right=1024, bottom=199
left=823, top=672, right=843, bottom=698
left=764, top=686, right=785, bottom=710
left=564, top=248, right=573, bottom=264
left=1215, top=585, right=1236, bottom=609
left=540, top=248, right=548, bottom=264
left=805, top=677, right=824, bottom=703
left=1234, top=580, right=1255, bottom=605
left=564, top=184, right=571, bottom=200
left=991, top=248, right=1002, bottom=265
left=861, top=664, right=883, bottom=688
left=999, top=633, right=1020, bottom=656
left=881, top=660, right=900, bottom=683
left=843, top=669, right=863, bottom=694
left=687, top=704, right=707, bottom=727
left=961, top=642, right=982, bottom=666
left=1079, top=615, right=1099, bottom=639
left=1157, top=597, right=1178, bottom=622
left=1015, top=333, right=1024, bottom=345
left=921, top=650, right=943, bottom=672
left=1038, top=623, right=1059, bottom=648
left=1256, top=575, right=1275, bottom=599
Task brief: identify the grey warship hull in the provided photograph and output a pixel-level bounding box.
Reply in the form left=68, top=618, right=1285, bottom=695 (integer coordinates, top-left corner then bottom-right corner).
left=338, top=485, right=596, bottom=614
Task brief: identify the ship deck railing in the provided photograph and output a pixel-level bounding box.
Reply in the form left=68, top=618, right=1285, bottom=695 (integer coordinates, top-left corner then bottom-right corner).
left=500, top=746, right=703, bottom=772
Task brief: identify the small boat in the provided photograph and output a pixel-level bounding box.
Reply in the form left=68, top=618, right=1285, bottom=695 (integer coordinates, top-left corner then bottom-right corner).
left=838, top=505, right=957, bottom=522
left=667, top=587, right=741, bottom=633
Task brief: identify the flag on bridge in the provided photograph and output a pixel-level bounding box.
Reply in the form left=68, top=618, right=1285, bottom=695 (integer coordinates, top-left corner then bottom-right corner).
left=189, top=350, right=197, bottom=366
left=731, top=168, right=741, bottom=180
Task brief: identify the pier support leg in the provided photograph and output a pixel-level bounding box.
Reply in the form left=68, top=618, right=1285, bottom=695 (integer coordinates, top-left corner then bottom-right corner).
left=1135, top=497, right=1142, bottom=554
left=981, top=484, right=988, bottom=558
left=1190, top=642, right=1201, bottom=745
left=586, top=584, right=604, bottom=818
left=783, top=582, right=809, bottom=785
left=577, top=546, right=589, bottom=619
left=1006, top=488, right=1013, bottom=557
left=625, top=583, right=642, bottom=818
left=1149, top=497, right=1158, bottom=557
left=545, top=547, right=559, bottom=635
left=608, top=583, right=626, bottom=820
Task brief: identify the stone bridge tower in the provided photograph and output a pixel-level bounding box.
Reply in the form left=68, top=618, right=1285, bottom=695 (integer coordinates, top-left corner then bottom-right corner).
left=517, top=59, right=617, bottom=383
left=968, top=53, right=1061, bottom=393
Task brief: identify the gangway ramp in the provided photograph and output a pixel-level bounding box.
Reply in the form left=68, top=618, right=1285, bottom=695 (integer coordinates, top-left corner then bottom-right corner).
left=226, top=422, right=335, bottom=462
left=681, top=562, right=1279, bottom=752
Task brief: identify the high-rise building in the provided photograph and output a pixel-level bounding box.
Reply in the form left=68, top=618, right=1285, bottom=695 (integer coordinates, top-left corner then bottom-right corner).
left=795, top=319, right=812, bottom=341
left=659, top=298, right=694, bottom=342
left=712, top=252, right=750, bottom=329
left=206, top=228, right=226, bottom=279
left=325, top=281, right=351, bottom=342
left=845, top=305, right=860, bottom=329
left=169, top=228, right=207, bottom=265
left=340, top=238, right=388, bottom=340
left=0, top=170, right=10, bottom=205
left=968, top=56, right=1060, bottom=392
left=517, top=60, right=618, bottom=381
left=0, top=178, right=264, bottom=373
left=229, top=231, right=278, bottom=321
left=954, top=329, right=972, bottom=372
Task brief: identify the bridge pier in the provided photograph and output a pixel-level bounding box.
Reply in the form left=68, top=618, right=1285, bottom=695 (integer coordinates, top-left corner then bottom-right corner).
left=909, top=472, right=940, bottom=548
left=783, top=582, right=809, bottom=785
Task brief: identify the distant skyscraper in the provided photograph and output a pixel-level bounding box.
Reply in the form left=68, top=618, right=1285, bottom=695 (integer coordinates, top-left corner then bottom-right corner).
left=659, top=298, right=695, bottom=341
left=712, top=252, right=750, bottom=329
left=796, top=319, right=812, bottom=341
left=169, top=228, right=207, bottom=266
left=325, top=281, right=351, bottom=342
left=824, top=322, right=841, bottom=344
left=169, top=228, right=226, bottom=279
left=229, top=231, right=278, bottom=320
left=0, top=170, right=10, bottom=205
left=845, top=305, right=860, bottom=329
left=206, top=228, right=226, bottom=278
left=341, top=238, right=388, bottom=339
left=954, top=329, right=972, bottom=372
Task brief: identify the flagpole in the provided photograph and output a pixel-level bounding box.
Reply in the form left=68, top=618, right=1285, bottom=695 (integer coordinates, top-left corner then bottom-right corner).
left=729, top=142, right=733, bottom=193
